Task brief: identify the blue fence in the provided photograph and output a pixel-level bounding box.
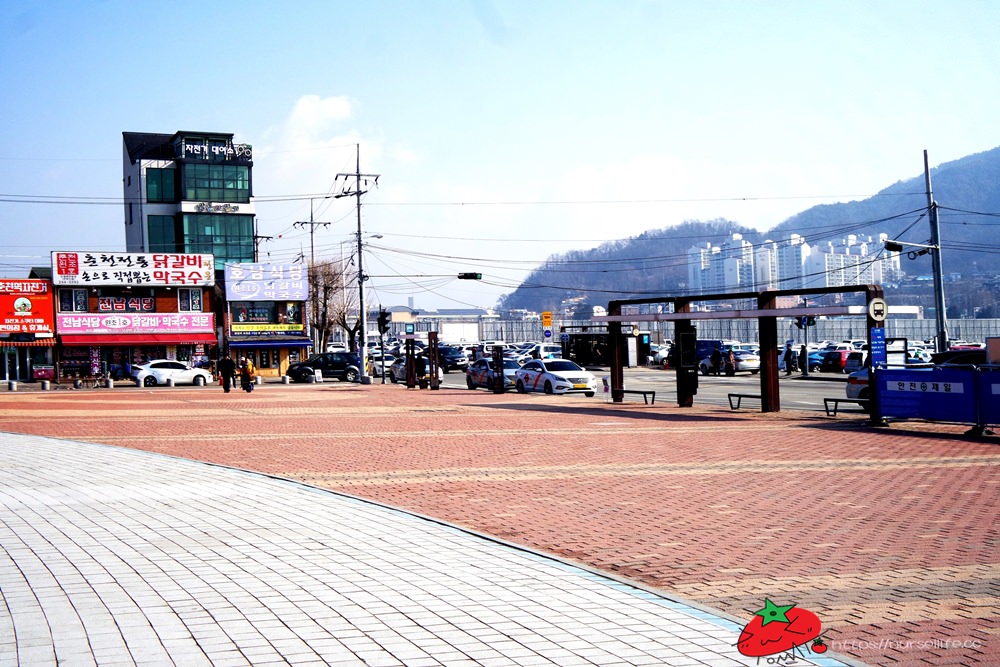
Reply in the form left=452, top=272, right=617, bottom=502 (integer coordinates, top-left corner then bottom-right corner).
left=877, top=368, right=998, bottom=426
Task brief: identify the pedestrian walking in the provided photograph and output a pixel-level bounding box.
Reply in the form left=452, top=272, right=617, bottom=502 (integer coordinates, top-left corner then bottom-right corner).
left=783, top=344, right=795, bottom=376
left=726, top=348, right=736, bottom=376
left=710, top=347, right=722, bottom=376
left=799, top=345, right=808, bottom=374
left=218, top=354, right=237, bottom=393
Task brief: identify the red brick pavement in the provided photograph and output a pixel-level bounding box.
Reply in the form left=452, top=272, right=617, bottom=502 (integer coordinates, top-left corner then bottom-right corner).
left=0, top=382, right=997, bottom=666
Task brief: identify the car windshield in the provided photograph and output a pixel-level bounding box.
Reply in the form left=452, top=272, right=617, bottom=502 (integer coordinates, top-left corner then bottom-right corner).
left=502, top=360, right=520, bottom=369
left=544, top=360, right=582, bottom=372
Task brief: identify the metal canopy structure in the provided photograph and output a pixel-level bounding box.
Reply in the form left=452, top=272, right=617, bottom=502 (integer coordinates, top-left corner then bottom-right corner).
left=596, top=284, right=886, bottom=412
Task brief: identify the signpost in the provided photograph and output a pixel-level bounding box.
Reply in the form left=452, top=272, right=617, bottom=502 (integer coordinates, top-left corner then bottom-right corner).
left=541, top=311, right=553, bottom=340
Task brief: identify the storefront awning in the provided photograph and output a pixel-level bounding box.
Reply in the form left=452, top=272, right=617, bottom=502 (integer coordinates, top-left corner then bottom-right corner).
left=60, top=333, right=218, bottom=346
left=227, top=337, right=313, bottom=349
left=1, top=338, right=56, bottom=347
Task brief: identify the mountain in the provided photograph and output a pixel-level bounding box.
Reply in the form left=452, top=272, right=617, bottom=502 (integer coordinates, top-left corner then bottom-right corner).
left=497, top=147, right=1000, bottom=314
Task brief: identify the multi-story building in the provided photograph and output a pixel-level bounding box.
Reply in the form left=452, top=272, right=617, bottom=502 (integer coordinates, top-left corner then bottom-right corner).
left=122, top=131, right=255, bottom=268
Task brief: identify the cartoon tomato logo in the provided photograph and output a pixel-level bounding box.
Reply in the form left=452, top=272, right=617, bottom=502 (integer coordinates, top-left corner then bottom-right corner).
left=737, top=598, right=822, bottom=658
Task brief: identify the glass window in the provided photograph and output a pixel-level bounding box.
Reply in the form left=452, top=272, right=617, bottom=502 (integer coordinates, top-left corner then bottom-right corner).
left=182, top=163, right=249, bottom=202
left=148, top=215, right=177, bottom=253
left=146, top=168, right=176, bottom=203
left=181, top=214, right=255, bottom=268
left=59, top=289, right=89, bottom=312
left=178, top=288, right=203, bottom=312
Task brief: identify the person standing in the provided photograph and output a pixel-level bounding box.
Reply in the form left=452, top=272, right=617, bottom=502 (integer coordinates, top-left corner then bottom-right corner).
left=783, top=344, right=795, bottom=376
left=218, top=354, right=237, bottom=393
left=710, top=347, right=722, bottom=376
left=240, top=357, right=256, bottom=393
left=798, top=345, right=808, bottom=374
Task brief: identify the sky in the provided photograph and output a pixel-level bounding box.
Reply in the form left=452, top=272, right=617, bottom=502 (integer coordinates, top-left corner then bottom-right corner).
left=3, top=0, right=1000, bottom=312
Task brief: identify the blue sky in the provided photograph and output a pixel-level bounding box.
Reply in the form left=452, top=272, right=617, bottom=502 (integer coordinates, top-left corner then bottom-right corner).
left=3, top=1, right=999, bottom=311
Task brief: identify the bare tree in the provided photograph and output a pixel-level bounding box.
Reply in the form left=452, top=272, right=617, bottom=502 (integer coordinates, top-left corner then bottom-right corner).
left=308, top=259, right=352, bottom=352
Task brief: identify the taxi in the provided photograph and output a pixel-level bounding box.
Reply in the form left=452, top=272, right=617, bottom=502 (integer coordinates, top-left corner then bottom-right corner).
left=514, top=359, right=597, bottom=397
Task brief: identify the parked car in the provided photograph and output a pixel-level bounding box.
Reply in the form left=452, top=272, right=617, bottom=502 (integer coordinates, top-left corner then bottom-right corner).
left=527, top=343, right=563, bottom=360
left=436, top=345, right=469, bottom=373
left=466, top=358, right=520, bottom=391
left=820, top=349, right=852, bottom=373
left=845, top=368, right=870, bottom=403
left=698, top=348, right=760, bottom=375
left=843, top=351, right=867, bottom=374
left=368, top=354, right=397, bottom=378
left=514, top=359, right=597, bottom=397
left=131, top=359, right=214, bottom=387
left=286, top=352, right=361, bottom=383
left=387, top=355, right=444, bottom=384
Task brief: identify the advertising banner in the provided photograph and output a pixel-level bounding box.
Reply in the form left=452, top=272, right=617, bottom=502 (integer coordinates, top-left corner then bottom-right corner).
left=57, top=312, right=215, bottom=334
left=52, top=252, right=215, bottom=286
left=0, top=279, right=55, bottom=334
left=224, top=263, right=308, bottom=301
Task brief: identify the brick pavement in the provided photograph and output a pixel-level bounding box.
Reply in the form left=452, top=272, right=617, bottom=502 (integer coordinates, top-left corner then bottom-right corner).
left=0, top=381, right=996, bottom=666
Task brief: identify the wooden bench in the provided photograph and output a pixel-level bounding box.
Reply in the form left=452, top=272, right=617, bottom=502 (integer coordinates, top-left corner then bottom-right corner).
left=824, top=397, right=870, bottom=416
left=728, top=393, right=761, bottom=410
left=620, top=389, right=656, bottom=404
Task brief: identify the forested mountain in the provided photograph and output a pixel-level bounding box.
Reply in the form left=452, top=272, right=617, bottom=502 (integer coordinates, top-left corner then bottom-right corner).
left=497, top=146, right=1000, bottom=314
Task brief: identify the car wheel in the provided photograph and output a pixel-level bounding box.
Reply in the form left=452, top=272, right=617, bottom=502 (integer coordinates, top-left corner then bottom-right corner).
left=543, top=381, right=553, bottom=394
left=516, top=379, right=526, bottom=394
left=194, top=376, right=206, bottom=386
left=585, top=392, right=595, bottom=398
left=344, top=368, right=359, bottom=383
left=143, top=376, right=157, bottom=387
left=485, top=378, right=494, bottom=391
left=389, top=372, right=398, bottom=384
left=700, top=366, right=709, bottom=376
left=750, top=370, right=759, bottom=375
left=467, top=376, right=476, bottom=390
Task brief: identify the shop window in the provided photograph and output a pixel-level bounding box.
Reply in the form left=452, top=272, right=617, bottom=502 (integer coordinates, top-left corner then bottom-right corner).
left=289, top=349, right=302, bottom=363
left=59, top=289, right=89, bottom=312
left=259, top=349, right=272, bottom=368
left=178, top=288, right=203, bottom=312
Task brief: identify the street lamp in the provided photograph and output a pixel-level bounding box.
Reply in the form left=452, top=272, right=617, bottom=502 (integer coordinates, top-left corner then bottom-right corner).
left=885, top=238, right=948, bottom=352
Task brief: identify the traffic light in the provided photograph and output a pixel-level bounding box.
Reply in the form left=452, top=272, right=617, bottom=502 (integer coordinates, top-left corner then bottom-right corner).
left=806, top=316, right=816, bottom=326
left=377, top=309, right=390, bottom=335
left=795, top=316, right=804, bottom=330
left=457, top=272, right=482, bottom=280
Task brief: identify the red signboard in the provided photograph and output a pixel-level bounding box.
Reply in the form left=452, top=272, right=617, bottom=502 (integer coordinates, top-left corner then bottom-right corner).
left=0, top=279, right=55, bottom=335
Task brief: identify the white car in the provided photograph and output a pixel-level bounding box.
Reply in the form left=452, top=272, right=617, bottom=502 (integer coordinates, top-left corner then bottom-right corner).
left=514, top=359, right=597, bottom=397
left=131, top=359, right=214, bottom=387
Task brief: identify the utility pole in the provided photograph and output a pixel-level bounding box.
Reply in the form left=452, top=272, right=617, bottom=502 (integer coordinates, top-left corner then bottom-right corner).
left=252, top=220, right=272, bottom=262
left=335, top=144, right=380, bottom=381
left=294, top=199, right=332, bottom=351
left=293, top=198, right=331, bottom=265
left=924, top=150, right=949, bottom=352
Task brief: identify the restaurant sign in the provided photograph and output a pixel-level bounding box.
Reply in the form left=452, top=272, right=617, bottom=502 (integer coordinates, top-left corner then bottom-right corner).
left=52, top=252, right=215, bottom=287
left=224, top=263, right=308, bottom=301
left=0, top=279, right=55, bottom=334
left=57, top=312, right=215, bottom=334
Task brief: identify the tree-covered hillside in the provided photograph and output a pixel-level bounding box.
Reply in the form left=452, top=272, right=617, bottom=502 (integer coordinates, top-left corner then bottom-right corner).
left=497, top=147, right=1000, bottom=313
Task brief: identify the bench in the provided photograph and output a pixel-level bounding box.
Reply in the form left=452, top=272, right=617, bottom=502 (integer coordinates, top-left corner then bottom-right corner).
left=620, top=389, right=656, bottom=404
left=728, top=393, right=761, bottom=410
left=824, top=397, right=870, bottom=416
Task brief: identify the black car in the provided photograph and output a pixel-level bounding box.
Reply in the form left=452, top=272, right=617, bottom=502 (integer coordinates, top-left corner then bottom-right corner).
left=436, top=345, right=469, bottom=373
left=286, top=352, right=361, bottom=383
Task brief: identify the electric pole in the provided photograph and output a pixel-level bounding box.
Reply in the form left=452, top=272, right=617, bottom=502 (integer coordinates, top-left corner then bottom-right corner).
left=335, top=144, right=380, bottom=381
left=924, top=150, right=949, bottom=352
left=293, top=198, right=331, bottom=265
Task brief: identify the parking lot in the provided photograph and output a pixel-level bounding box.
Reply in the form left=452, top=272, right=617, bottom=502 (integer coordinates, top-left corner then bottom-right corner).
left=0, top=379, right=996, bottom=666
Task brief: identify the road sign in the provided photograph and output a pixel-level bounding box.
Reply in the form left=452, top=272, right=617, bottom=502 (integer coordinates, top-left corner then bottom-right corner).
left=541, top=311, right=552, bottom=327
left=868, top=298, right=887, bottom=322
